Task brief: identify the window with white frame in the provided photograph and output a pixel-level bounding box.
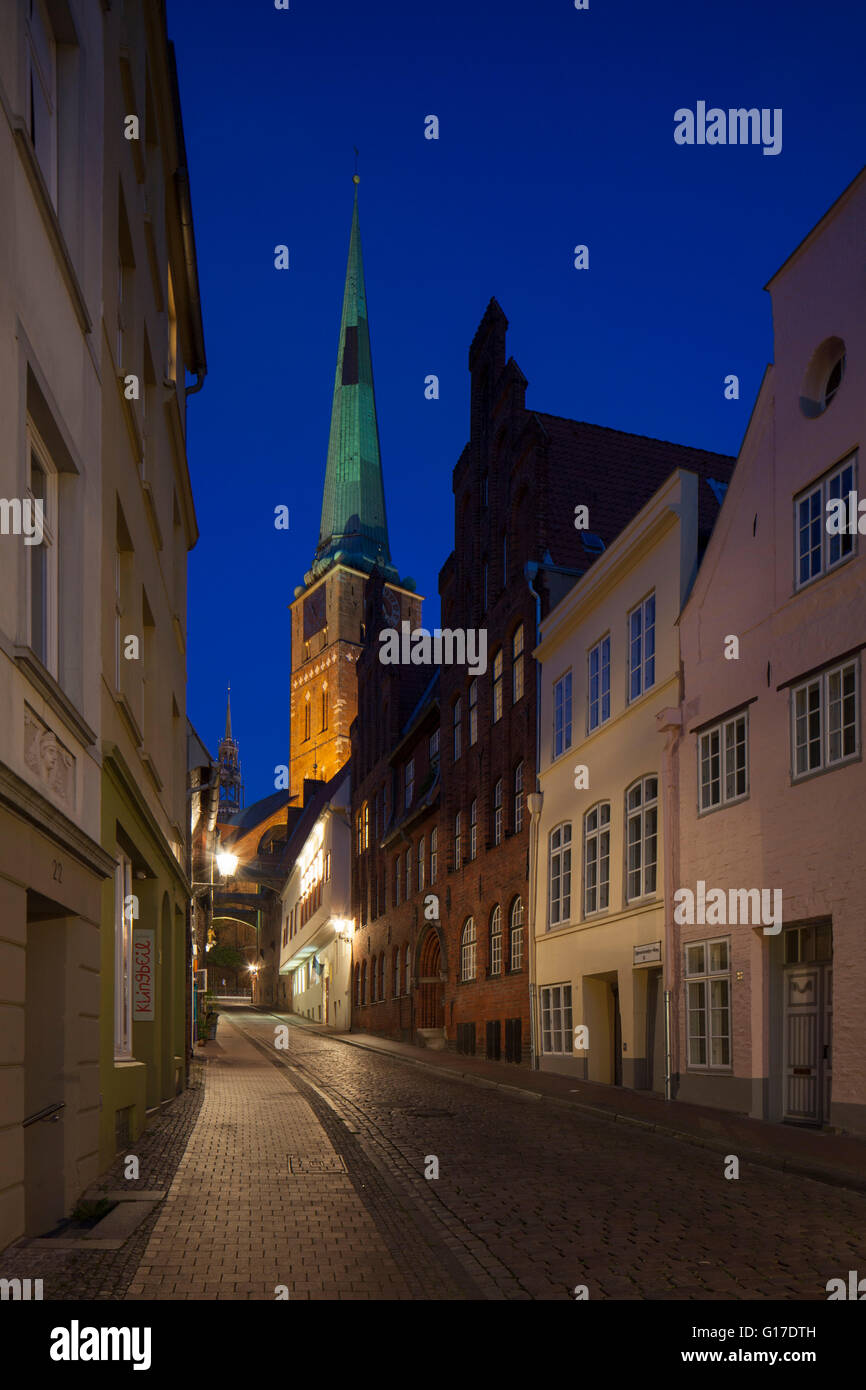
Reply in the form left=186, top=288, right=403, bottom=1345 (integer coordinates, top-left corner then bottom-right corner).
left=454, top=811, right=462, bottom=871
left=430, top=826, right=438, bottom=882
left=469, top=799, right=477, bottom=860
left=453, top=699, right=462, bottom=760
left=26, top=0, right=58, bottom=204
left=405, top=758, right=415, bottom=808
left=469, top=679, right=478, bottom=745
left=509, top=896, right=524, bottom=970
left=626, top=775, right=658, bottom=900
left=541, top=983, right=573, bottom=1055
left=114, top=850, right=134, bottom=1059
left=588, top=634, right=611, bottom=731
left=512, top=624, right=524, bottom=703
left=514, top=761, right=524, bottom=831
left=699, top=712, right=749, bottom=811
left=795, top=453, right=857, bottom=589
left=418, top=835, right=425, bottom=890
left=685, top=937, right=731, bottom=1068
left=493, top=779, right=503, bottom=845
left=584, top=802, right=610, bottom=915
left=489, top=905, right=502, bottom=975
left=429, top=728, right=440, bottom=765
left=628, top=593, right=655, bottom=700
left=492, top=650, right=503, bottom=722
left=27, top=427, right=58, bottom=676
left=792, top=659, right=859, bottom=778
left=460, top=917, right=476, bottom=981
left=548, top=822, right=572, bottom=927
left=553, top=671, right=573, bottom=758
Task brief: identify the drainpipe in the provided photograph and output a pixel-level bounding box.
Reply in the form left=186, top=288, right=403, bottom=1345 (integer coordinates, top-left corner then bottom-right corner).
left=525, top=563, right=544, bottom=1070
left=657, top=706, right=682, bottom=1101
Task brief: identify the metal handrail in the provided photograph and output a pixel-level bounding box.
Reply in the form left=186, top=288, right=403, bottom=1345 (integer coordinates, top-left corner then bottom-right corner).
left=22, top=1102, right=65, bottom=1127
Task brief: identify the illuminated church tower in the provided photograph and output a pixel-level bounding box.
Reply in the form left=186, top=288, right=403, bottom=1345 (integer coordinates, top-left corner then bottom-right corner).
left=288, top=179, right=420, bottom=801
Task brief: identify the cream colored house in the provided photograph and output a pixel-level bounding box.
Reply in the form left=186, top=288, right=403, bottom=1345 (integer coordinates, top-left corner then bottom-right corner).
left=277, top=768, right=354, bottom=1032
left=0, top=0, right=113, bottom=1251
left=531, top=470, right=708, bottom=1091
left=0, top=0, right=204, bottom=1252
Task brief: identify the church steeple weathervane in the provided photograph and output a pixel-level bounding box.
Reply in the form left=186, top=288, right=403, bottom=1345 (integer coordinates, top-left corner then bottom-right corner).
left=307, top=174, right=398, bottom=586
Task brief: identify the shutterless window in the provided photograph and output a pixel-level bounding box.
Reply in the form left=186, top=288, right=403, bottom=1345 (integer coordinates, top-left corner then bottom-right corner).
left=509, top=897, right=524, bottom=970
left=489, top=905, right=502, bottom=975
left=795, top=454, right=857, bottom=589
left=454, top=811, right=462, bottom=871
left=469, top=799, right=477, bottom=860
left=27, top=429, right=58, bottom=677
left=405, top=846, right=412, bottom=899
left=553, top=671, right=573, bottom=758
left=492, top=650, right=503, bottom=722
left=541, top=984, right=573, bottom=1055
left=584, top=803, right=610, bottom=916
left=460, top=918, right=476, bottom=981
left=429, top=728, right=440, bottom=764
left=514, top=761, right=524, bottom=831
left=628, top=594, right=655, bottom=700
left=548, top=823, right=572, bottom=927
left=626, top=776, right=658, bottom=901
left=405, top=757, right=414, bottom=808
left=512, top=624, right=524, bottom=703
left=430, top=826, right=438, bottom=882
left=699, top=713, right=749, bottom=811
left=792, top=659, right=859, bottom=779
left=418, top=836, right=425, bottom=890
left=26, top=0, right=58, bottom=204
left=468, top=679, right=478, bottom=745
left=453, top=699, right=462, bottom=760
left=394, top=855, right=400, bottom=906
left=588, top=635, right=611, bottom=731
left=685, top=938, right=731, bottom=1069
left=404, top=943, right=411, bottom=994
left=493, top=779, right=503, bottom=845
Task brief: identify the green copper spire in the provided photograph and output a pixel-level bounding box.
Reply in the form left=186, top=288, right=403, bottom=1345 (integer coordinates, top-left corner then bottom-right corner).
left=308, top=180, right=397, bottom=585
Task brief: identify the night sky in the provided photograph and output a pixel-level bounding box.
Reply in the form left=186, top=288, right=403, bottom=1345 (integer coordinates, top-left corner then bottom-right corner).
left=167, top=0, right=866, bottom=805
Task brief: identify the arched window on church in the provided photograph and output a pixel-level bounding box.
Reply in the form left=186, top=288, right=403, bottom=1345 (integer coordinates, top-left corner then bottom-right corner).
left=304, top=697, right=311, bottom=741
left=321, top=685, right=328, bottom=731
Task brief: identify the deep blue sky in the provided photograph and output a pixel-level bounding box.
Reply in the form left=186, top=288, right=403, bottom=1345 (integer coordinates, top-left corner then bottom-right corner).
left=169, top=0, right=866, bottom=806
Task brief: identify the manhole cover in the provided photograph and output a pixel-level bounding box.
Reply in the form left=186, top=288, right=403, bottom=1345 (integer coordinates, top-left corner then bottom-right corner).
left=288, top=1155, right=347, bottom=1174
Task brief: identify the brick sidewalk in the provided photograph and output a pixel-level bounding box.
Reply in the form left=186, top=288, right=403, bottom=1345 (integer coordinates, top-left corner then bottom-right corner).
left=125, top=1017, right=419, bottom=1300
left=254, top=1008, right=866, bottom=1194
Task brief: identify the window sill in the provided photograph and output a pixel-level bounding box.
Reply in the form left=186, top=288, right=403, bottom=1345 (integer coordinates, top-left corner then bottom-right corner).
left=14, top=646, right=96, bottom=747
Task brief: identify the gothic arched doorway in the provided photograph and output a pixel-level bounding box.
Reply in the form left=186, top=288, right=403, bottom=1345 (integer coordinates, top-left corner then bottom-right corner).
left=416, top=928, right=445, bottom=1036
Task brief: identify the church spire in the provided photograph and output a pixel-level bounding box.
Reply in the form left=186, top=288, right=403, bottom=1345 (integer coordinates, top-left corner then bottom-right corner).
left=308, top=177, right=398, bottom=585
left=224, top=684, right=232, bottom=741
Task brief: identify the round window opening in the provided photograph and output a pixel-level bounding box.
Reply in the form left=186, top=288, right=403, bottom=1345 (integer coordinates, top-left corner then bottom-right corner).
left=800, top=337, right=846, bottom=418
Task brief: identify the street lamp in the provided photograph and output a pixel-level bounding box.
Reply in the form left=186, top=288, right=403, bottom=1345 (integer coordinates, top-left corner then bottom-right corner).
left=216, top=850, right=238, bottom=877
left=333, top=917, right=354, bottom=938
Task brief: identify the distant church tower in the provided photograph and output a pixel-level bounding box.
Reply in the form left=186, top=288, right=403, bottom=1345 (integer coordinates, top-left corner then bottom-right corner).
left=217, top=685, right=244, bottom=821
left=289, top=178, right=420, bottom=801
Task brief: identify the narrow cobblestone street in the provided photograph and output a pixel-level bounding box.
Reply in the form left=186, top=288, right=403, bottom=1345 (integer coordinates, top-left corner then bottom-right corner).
left=4, top=1006, right=863, bottom=1302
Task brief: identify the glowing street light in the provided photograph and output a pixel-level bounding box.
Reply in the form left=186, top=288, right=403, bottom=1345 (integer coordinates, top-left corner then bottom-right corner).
left=216, top=850, right=238, bottom=877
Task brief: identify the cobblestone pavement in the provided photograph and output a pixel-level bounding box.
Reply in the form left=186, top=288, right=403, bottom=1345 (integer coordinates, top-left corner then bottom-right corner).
left=224, top=1008, right=865, bottom=1302
left=4, top=1012, right=864, bottom=1301
left=0, top=1065, right=204, bottom=1300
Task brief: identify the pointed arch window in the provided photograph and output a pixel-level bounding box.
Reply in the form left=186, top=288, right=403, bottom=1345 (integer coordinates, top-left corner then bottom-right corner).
left=304, top=697, right=311, bottom=741
left=509, top=897, right=524, bottom=970
left=489, top=905, right=502, bottom=975
left=321, top=685, right=329, bottom=731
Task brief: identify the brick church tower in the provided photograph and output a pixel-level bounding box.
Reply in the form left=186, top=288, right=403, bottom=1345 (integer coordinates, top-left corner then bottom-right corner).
left=289, top=180, right=417, bottom=800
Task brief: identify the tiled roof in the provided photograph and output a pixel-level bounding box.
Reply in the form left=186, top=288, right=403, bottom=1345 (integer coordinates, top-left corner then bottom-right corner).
left=534, top=412, right=736, bottom=554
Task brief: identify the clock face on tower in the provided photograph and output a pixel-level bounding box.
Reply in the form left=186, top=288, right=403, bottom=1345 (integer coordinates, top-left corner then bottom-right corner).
left=382, top=589, right=400, bottom=627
